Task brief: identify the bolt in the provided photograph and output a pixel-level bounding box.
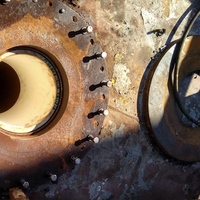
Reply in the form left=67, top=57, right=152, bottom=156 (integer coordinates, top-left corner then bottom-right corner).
left=101, top=52, right=107, bottom=59
left=82, top=26, right=93, bottom=34
left=59, top=8, right=65, bottom=13
left=70, top=155, right=81, bottom=165
left=101, top=80, right=112, bottom=87
left=96, top=52, right=107, bottom=59
left=98, top=108, right=109, bottom=116
left=46, top=172, right=57, bottom=182
left=87, top=135, right=99, bottom=143
left=19, top=178, right=29, bottom=189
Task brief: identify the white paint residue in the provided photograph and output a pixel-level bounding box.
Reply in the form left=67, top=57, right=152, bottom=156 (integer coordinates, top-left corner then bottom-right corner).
left=113, top=63, right=131, bottom=95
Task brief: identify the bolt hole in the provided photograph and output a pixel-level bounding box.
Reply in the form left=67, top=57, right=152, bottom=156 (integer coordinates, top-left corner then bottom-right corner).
left=102, top=94, right=105, bottom=100
left=90, top=39, right=94, bottom=45
left=73, top=16, right=78, bottom=22
left=60, top=165, right=63, bottom=169
left=100, top=66, right=104, bottom=72
left=46, top=1, right=52, bottom=6
left=94, top=121, right=99, bottom=127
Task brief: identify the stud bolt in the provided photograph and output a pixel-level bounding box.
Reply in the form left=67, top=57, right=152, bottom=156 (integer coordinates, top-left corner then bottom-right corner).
left=87, top=135, right=99, bottom=143
left=96, top=52, right=107, bottom=59
left=19, top=178, right=29, bottom=189
left=98, top=108, right=109, bottom=116
left=82, top=26, right=93, bottom=34
left=101, top=80, right=112, bottom=87
left=70, top=155, right=81, bottom=165
left=100, top=52, right=107, bottom=59
left=59, top=8, right=65, bottom=13
left=46, top=172, right=57, bottom=182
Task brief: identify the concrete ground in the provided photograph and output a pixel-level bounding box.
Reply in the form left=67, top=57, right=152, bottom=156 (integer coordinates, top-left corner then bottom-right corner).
left=16, top=0, right=200, bottom=199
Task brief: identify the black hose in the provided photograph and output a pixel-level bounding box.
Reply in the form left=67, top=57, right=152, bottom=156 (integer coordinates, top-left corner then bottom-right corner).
left=174, top=8, right=200, bottom=125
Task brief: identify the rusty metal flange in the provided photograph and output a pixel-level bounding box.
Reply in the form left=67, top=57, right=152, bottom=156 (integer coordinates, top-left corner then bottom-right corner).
left=146, top=36, right=200, bottom=162
left=0, top=0, right=109, bottom=189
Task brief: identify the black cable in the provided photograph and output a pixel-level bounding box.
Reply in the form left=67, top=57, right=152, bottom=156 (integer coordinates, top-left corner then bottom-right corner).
left=174, top=8, right=200, bottom=125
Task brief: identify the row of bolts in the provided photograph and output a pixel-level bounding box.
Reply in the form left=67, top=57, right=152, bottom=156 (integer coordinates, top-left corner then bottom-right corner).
left=17, top=24, right=110, bottom=188
left=77, top=25, right=108, bottom=59
left=2, top=0, right=107, bottom=60
left=18, top=84, right=110, bottom=189
left=19, top=120, right=108, bottom=189
left=2, top=1, right=108, bottom=60
left=1, top=0, right=110, bottom=187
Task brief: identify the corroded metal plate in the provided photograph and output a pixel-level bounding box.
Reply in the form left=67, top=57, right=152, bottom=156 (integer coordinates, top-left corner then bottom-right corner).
left=0, top=0, right=109, bottom=188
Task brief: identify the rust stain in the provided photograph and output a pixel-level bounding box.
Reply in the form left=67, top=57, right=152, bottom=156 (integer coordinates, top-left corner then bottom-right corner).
left=0, top=2, right=109, bottom=190
left=85, top=96, right=105, bottom=115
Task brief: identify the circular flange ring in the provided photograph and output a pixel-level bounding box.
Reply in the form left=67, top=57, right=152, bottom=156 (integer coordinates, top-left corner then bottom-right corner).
left=147, top=36, right=200, bottom=162
left=0, top=0, right=109, bottom=188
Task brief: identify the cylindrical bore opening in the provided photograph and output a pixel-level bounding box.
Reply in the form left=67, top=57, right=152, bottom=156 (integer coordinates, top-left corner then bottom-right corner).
left=0, top=53, right=57, bottom=133
left=0, top=62, right=20, bottom=113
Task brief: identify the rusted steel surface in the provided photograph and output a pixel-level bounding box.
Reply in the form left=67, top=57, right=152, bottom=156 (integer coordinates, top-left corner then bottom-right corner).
left=0, top=0, right=109, bottom=189
left=147, top=36, right=200, bottom=162
left=1, top=0, right=200, bottom=200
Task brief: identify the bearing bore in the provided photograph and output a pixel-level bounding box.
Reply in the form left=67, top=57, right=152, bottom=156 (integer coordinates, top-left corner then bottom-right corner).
left=0, top=46, right=66, bottom=137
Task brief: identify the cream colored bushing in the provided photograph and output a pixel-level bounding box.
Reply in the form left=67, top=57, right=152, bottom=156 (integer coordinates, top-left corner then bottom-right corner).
left=0, top=54, right=56, bottom=133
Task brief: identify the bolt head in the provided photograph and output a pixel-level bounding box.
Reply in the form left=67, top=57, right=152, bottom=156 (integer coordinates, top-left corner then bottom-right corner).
left=60, top=8, right=65, bottom=13
left=71, top=156, right=81, bottom=165
left=32, top=0, right=37, bottom=3
left=101, top=52, right=107, bottom=59
left=50, top=174, right=57, bottom=182
left=75, top=158, right=81, bottom=165
left=106, top=81, right=112, bottom=87
left=93, top=137, right=99, bottom=143
left=22, top=182, right=29, bottom=189
left=103, top=109, right=109, bottom=116
left=86, top=26, right=93, bottom=33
